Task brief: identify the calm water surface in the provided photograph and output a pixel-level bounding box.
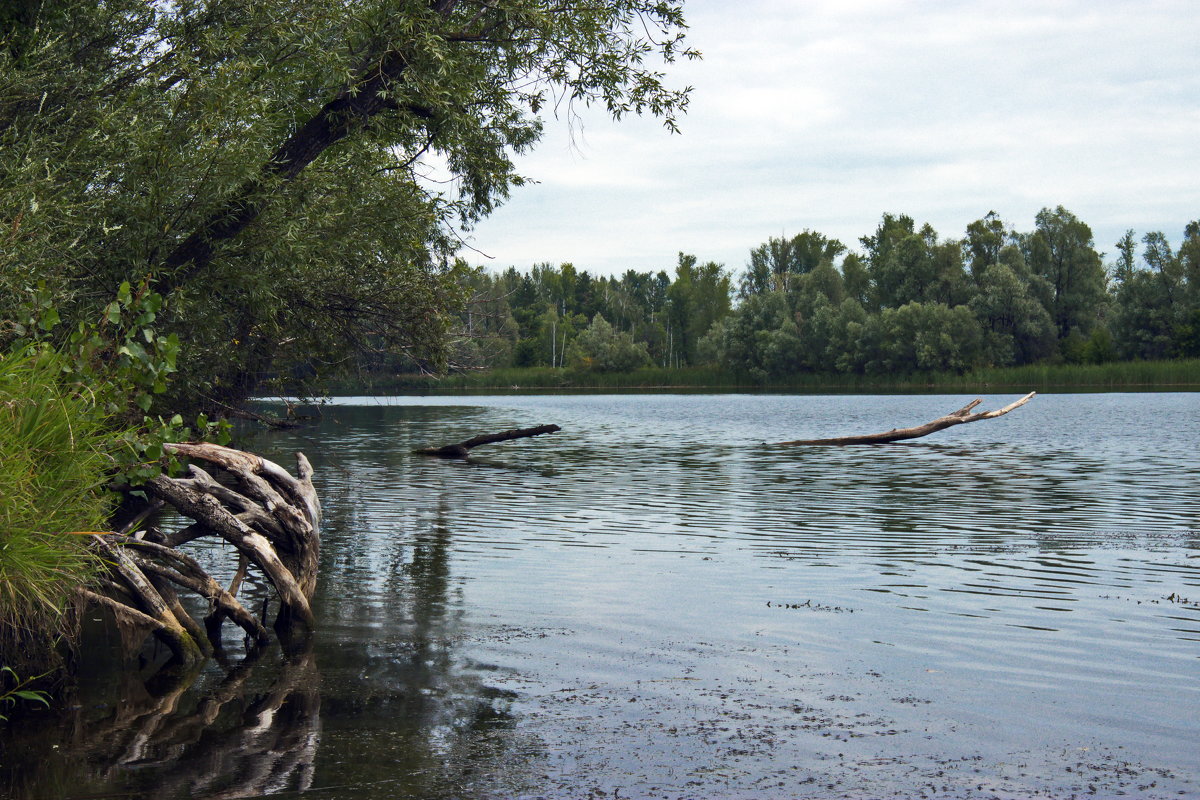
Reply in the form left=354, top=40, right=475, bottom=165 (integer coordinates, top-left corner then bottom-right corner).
left=3, top=393, right=1198, bottom=799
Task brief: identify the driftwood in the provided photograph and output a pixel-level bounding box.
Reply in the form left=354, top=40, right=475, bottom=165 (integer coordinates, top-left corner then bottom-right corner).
left=416, top=424, right=561, bottom=458
left=777, top=392, right=1036, bottom=446
left=81, top=444, right=320, bottom=667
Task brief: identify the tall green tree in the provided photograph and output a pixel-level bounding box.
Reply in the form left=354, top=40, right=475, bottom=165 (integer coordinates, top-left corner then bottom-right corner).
left=1111, top=228, right=1191, bottom=359
left=861, top=214, right=972, bottom=309
left=1181, top=221, right=1200, bottom=297
left=969, top=264, right=1056, bottom=365
left=1024, top=206, right=1107, bottom=340
left=1177, top=221, right=1200, bottom=356
left=863, top=302, right=983, bottom=374
left=1113, top=230, right=1138, bottom=286
left=567, top=313, right=651, bottom=372
left=1, top=0, right=697, bottom=406
left=665, top=253, right=730, bottom=366
left=840, top=253, right=871, bottom=308
left=963, top=211, right=1011, bottom=280
left=739, top=230, right=844, bottom=297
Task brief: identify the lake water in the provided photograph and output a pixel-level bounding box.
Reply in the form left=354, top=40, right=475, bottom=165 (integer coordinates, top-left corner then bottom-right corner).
left=3, top=392, right=1198, bottom=799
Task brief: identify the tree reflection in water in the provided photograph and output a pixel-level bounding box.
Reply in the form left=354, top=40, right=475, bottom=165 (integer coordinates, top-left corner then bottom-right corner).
left=1, top=496, right=541, bottom=800
left=311, top=494, right=543, bottom=799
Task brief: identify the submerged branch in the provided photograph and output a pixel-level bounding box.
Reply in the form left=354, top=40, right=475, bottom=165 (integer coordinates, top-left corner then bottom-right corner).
left=416, top=424, right=562, bottom=458
left=777, top=392, right=1036, bottom=446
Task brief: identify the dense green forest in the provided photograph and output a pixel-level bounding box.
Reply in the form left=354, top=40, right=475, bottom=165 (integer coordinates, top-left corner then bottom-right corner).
left=418, top=209, right=1200, bottom=382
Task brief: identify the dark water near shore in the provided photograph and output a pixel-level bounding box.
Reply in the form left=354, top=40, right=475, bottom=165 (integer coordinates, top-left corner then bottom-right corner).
left=3, top=393, right=1199, bottom=799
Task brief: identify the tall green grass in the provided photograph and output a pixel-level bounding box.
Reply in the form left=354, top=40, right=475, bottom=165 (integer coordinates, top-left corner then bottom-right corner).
left=0, top=347, right=112, bottom=670
left=329, top=358, right=1200, bottom=394
left=935, top=359, right=1200, bottom=389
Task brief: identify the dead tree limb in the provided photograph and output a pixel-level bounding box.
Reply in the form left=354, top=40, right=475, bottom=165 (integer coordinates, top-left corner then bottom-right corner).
left=144, top=476, right=315, bottom=632
left=777, top=392, right=1036, bottom=446
left=416, top=424, right=562, bottom=458
left=116, top=538, right=271, bottom=645
left=163, top=444, right=320, bottom=599
left=89, top=536, right=207, bottom=666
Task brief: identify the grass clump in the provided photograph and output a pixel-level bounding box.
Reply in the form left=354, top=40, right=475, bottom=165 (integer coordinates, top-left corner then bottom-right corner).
left=0, top=346, right=113, bottom=672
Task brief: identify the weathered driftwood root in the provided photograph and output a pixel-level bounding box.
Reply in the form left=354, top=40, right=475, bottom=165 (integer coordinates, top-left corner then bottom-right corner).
left=777, top=392, right=1036, bottom=446
left=416, top=424, right=562, bottom=458
left=84, top=444, right=320, bottom=666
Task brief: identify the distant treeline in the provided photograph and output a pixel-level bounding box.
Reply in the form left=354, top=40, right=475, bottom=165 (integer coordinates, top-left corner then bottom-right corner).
left=376, top=207, right=1200, bottom=381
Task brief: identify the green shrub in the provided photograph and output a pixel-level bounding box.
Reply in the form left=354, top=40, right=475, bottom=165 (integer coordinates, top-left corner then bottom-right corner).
left=567, top=314, right=652, bottom=373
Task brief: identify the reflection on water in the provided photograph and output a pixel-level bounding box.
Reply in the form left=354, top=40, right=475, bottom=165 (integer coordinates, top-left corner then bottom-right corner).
left=2, top=393, right=1198, bottom=798
left=1, top=643, right=320, bottom=799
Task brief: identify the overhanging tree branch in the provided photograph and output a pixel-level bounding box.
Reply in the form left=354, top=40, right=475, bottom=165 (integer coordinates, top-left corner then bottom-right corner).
left=158, top=50, right=417, bottom=289
left=157, top=0, right=459, bottom=292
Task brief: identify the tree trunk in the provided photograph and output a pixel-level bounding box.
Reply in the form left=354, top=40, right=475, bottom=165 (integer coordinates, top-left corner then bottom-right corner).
left=776, top=392, right=1036, bottom=446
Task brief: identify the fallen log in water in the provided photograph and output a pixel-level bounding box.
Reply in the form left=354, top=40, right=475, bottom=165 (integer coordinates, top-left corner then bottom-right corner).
left=777, top=392, right=1036, bottom=446
left=416, top=424, right=562, bottom=458
left=80, top=444, right=320, bottom=666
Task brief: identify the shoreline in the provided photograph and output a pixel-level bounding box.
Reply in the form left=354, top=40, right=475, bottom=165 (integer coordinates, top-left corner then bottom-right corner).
left=296, top=358, right=1200, bottom=396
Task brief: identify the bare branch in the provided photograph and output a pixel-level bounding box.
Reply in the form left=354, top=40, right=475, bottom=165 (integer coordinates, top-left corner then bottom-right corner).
left=777, top=393, right=1037, bottom=446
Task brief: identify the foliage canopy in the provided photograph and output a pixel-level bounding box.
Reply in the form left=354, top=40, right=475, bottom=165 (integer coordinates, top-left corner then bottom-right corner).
left=1, top=0, right=697, bottom=406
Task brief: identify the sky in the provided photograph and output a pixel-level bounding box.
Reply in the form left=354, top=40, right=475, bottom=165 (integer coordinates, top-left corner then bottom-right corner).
left=463, top=0, right=1199, bottom=279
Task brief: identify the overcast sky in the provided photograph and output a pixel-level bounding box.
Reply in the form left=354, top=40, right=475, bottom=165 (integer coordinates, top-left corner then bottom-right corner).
left=463, top=0, right=1199, bottom=279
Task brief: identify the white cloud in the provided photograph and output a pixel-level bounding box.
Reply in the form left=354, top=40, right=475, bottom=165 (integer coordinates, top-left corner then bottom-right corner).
left=466, top=0, right=1200, bottom=276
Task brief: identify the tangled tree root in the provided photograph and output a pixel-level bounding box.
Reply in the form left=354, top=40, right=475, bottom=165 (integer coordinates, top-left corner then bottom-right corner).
left=81, top=444, right=320, bottom=667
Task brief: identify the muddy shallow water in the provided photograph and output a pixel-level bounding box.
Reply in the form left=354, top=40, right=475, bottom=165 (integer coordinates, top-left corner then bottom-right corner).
left=3, top=392, right=1199, bottom=799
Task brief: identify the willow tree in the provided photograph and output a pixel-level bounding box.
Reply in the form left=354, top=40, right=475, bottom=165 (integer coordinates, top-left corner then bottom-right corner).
left=1, top=0, right=697, bottom=408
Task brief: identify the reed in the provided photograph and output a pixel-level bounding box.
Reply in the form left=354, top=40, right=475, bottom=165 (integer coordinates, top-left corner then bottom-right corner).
left=346, top=359, right=1200, bottom=394
left=919, top=359, right=1200, bottom=391
left=0, top=348, right=111, bottom=672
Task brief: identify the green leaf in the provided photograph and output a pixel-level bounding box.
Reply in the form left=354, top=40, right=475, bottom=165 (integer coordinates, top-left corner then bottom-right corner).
left=104, top=302, right=121, bottom=324
left=38, top=306, right=60, bottom=331
left=117, top=281, right=132, bottom=305
left=118, top=341, right=148, bottom=362
left=135, top=393, right=153, bottom=412
left=13, top=691, right=49, bottom=707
